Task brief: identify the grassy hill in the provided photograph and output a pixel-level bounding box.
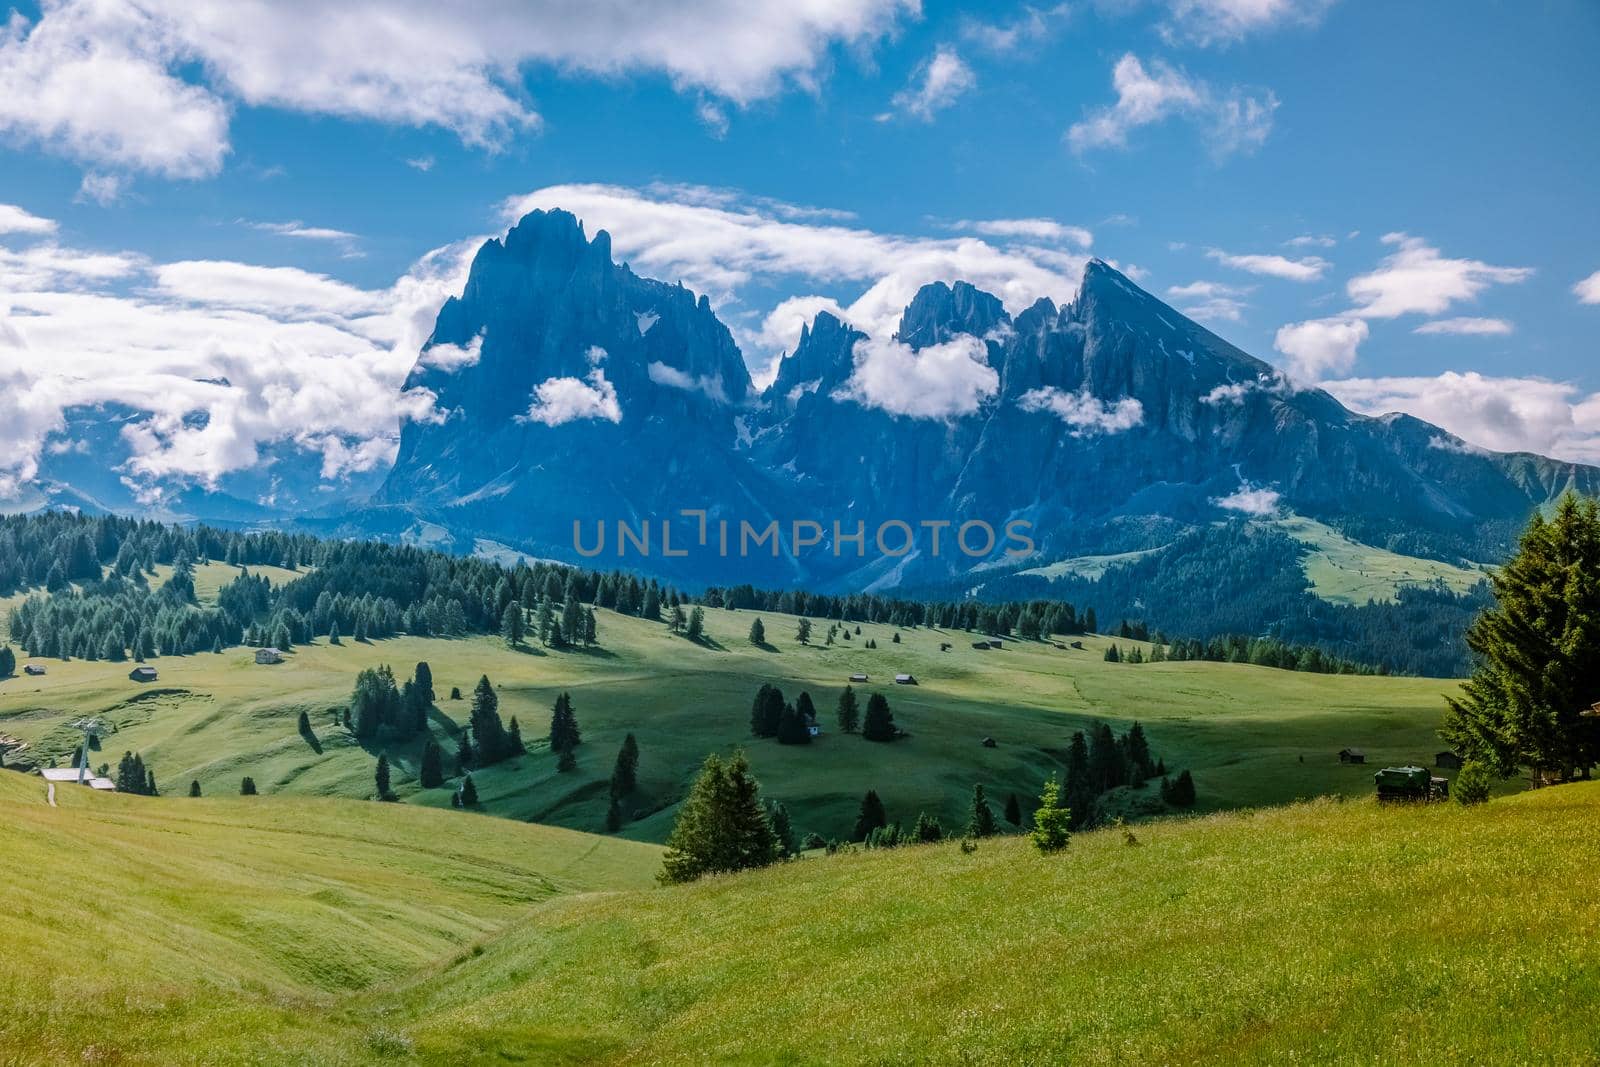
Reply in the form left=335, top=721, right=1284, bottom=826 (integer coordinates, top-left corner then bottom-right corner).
left=1268, top=515, right=1491, bottom=606
left=3, top=769, right=1595, bottom=1063
left=1, top=601, right=1470, bottom=845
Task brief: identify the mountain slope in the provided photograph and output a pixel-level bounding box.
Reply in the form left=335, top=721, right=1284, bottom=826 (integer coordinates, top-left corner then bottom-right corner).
left=5, top=766, right=1595, bottom=1064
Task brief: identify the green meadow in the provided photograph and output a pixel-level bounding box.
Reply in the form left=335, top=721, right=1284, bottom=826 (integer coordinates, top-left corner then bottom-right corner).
left=2, top=767, right=1595, bottom=1064
left=2, top=591, right=1469, bottom=845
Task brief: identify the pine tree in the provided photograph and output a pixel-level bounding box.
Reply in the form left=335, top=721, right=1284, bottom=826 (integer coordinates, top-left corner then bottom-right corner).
left=769, top=801, right=796, bottom=858
left=1442, top=494, right=1600, bottom=781
left=458, top=774, right=478, bottom=807
left=862, top=692, right=896, bottom=742
left=375, top=753, right=393, bottom=801
left=777, top=701, right=812, bottom=745
left=966, top=783, right=997, bottom=838
left=795, top=617, right=812, bottom=644
left=610, top=733, right=639, bottom=797
left=549, top=692, right=582, bottom=763
left=749, top=617, right=766, bottom=646
left=686, top=606, right=705, bottom=642
left=912, top=811, right=943, bottom=843
left=605, top=794, right=624, bottom=832
left=414, top=662, right=434, bottom=705
left=1004, top=792, right=1022, bottom=826
left=328, top=621, right=341, bottom=645
left=188, top=779, right=201, bottom=797
left=836, top=685, right=860, bottom=733
left=852, top=788, right=887, bottom=841
left=1031, top=777, right=1071, bottom=853
left=750, top=683, right=785, bottom=738
left=420, top=738, right=444, bottom=788
left=0, top=645, right=14, bottom=678
left=469, top=675, right=514, bottom=764
left=240, top=776, right=258, bottom=796
left=501, top=602, right=524, bottom=648
left=1123, top=721, right=1153, bottom=779
left=658, top=751, right=777, bottom=884
left=1169, top=769, right=1197, bottom=807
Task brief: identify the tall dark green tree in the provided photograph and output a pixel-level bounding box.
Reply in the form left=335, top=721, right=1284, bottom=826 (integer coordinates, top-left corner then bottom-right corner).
left=458, top=774, right=478, bottom=807
left=777, top=701, right=813, bottom=745
left=658, top=751, right=778, bottom=884
left=750, top=683, right=785, bottom=738
left=1003, top=792, right=1022, bottom=826
left=852, top=788, right=887, bottom=841
left=469, top=675, right=515, bottom=764
left=610, top=733, right=639, bottom=797
left=836, top=685, right=860, bottom=733
left=1031, top=777, right=1071, bottom=853
left=501, top=602, right=524, bottom=648
left=240, top=776, right=258, bottom=796
left=549, top=692, right=582, bottom=765
left=1441, top=495, right=1600, bottom=781
left=861, top=692, right=896, bottom=742
left=748, top=617, right=766, bottom=645
left=966, top=783, right=997, bottom=838
left=419, top=738, right=445, bottom=789
left=0, top=645, right=17, bottom=677
left=768, top=800, right=796, bottom=858
left=188, top=779, right=201, bottom=797
left=375, top=753, right=394, bottom=801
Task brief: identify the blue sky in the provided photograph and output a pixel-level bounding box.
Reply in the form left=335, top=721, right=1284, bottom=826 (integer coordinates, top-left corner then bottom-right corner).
left=1, top=0, right=1598, bottom=498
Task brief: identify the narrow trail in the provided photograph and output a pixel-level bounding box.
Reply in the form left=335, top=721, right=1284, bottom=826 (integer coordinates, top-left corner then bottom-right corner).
left=47, top=781, right=56, bottom=807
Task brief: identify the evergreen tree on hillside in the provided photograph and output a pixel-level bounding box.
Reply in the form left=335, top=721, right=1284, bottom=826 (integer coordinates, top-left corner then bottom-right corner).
left=796, top=617, right=812, bottom=645
left=852, top=789, right=887, bottom=841
left=188, top=780, right=201, bottom=797
left=836, top=685, right=860, bottom=733
left=777, top=701, right=812, bottom=745
left=0, top=645, right=15, bottom=677
left=328, top=621, right=341, bottom=645
left=966, top=783, right=997, bottom=838
left=686, top=606, right=705, bottom=642
left=458, top=774, right=478, bottom=807
left=1442, top=494, right=1600, bottom=781
left=414, top=662, right=434, bottom=705
left=375, top=754, right=393, bottom=801
left=469, top=675, right=515, bottom=764
left=912, top=811, right=943, bottom=843
left=750, top=683, right=785, bottom=738
left=549, top=692, right=582, bottom=768
left=501, top=602, right=524, bottom=648
left=1004, top=792, right=1022, bottom=826
left=748, top=617, right=766, bottom=646
left=1122, top=721, right=1153, bottom=780
left=419, top=738, right=444, bottom=789
left=862, top=693, right=897, bottom=742
left=659, top=751, right=777, bottom=884
left=240, top=777, right=258, bottom=796
left=768, top=800, right=796, bottom=858
left=610, top=733, right=639, bottom=797
left=1064, top=731, right=1096, bottom=830
left=1031, top=777, right=1071, bottom=854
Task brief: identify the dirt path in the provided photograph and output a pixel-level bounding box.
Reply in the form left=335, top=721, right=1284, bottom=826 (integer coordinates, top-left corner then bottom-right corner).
left=47, top=781, right=56, bottom=807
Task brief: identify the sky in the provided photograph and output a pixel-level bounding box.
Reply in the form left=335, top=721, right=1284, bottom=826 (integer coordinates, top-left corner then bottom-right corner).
left=1, top=0, right=1598, bottom=501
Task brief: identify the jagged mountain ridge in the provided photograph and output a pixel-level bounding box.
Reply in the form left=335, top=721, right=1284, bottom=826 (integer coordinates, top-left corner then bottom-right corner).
left=371, top=208, right=1599, bottom=590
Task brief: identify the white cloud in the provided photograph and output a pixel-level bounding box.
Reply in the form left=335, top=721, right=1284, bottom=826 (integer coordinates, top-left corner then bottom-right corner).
left=1285, top=233, right=1336, bottom=249
left=952, top=217, right=1093, bottom=247
left=520, top=368, right=622, bottom=427
left=1200, top=373, right=1289, bottom=405
left=0, top=203, right=57, bottom=235
left=405, top=155, right=434, bottom=172
left=503, top=183, right=1088, bottom=353
left=0, top=0, right=914, bottom=179
left=695, top=99, right=730, bottom=138
left=1273, top=316, right=1367, bottom=380
left=75, top=172, right=128, bottom=205
left=1017, top=386, right=1145, bottom=435
left=647, top=361, right=730, bottom=403
left=756, top=295, right=852, bottom=356
left=887, top=47, right=976, bottom=122
left=959, top=4, right=1071, bottom=54
left=1324, top=372, right=1600, bottom=464
left=1162, top=0, right=1336, bottom=47
left=419, top=334, right=483, bottom=372
left=1413, top=317, right=1513, bottom=336
left=836, top=335, right=998, bottom=419
left=1212, top=483, right=1282, bottom=515
left=1166, top=279, right=1252, bottom=322
left=1346, top=233, right=1531, bottom=319
left=1206, top=247, right=1328, bottom=281
left=247, top=219, right=360, bottom=243
left=1067, top=53, right=1276, bottom=159
left=0, top=226, right=477, bottom=497
left=1574, top=269, right=1600, bottom=305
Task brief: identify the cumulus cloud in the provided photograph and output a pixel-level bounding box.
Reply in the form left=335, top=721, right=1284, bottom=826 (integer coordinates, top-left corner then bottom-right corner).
left=1346, top=233, right=1531, bottom=319
left=1067, top=54, right=1276, bottom=159
left=1413, top=317, right=1512, bottom=336
left=0, top=225, right=478, bottom=499
left=755, top=295, right=853, bottom=365
left=1273, top=316, right=1368, bottom=381
left=1163, top=0, right=1336, bottom=47
left=0, top=0, right=914, bottom=179
left=1574, top=269, right=1600, bottom=305
left=0, top=202, right=57, bottom=235
left=503, top=182, right=1089, bottom=373
left=1324, top=372, right=1600, bottom=464
left=1206, top=248, right=1328, bottom=281
left=1166, top=279, right=1252, bottom=322
left=520, top=368, right=622, bottom=427
left=1200, top=373, right=1288, bottom=405
left=1212, top=483, right=1282, bottom=515
left=886, top=46, right=976, bottom=122
left=419, top=334, right=483, bottom=372
left=1017, top=386, right=1145, bottom=435
left=835, top=335, right=998, bottom=419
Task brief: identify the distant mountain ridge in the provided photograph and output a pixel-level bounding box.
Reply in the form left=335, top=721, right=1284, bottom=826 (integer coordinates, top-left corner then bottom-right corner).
left=366, top=208, right=1598, bottom=595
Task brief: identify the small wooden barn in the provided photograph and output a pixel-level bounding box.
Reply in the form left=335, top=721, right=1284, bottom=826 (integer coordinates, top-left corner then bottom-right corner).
left=894, top=673, right=917, bottom=685
left=849, top=673, right=869, bottom=683
left=254, top=648, right=284, bottom=665
left=23, top=663, right=46, bottom=676
left=1338, top=747, right=1366, bottom=764
left=129, top=666, right=158, bottom=683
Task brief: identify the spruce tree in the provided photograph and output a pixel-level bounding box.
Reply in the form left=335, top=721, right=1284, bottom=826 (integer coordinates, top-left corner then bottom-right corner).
left=852, top=789, right=887, bottom=841
left=912, top=811, right=943, bottom=843
left=501, top=602, right=524, bottom=648
left=769, top=801, right=796, bottom=858
left=240, top=776, right=258, bottom=796
left=188, top=779, right=201, bottom=797
left=606, top=794, right=624, bottom=832
left=459, top=774, right=478, bottom=807
left=750, top=683, right=785, bottom=738
left=836, top=685, right=860, bottom=733
left=1031, top=777, right=1071, bottom=853
left=469, top=675, right=513, bottom=764
left=686, top=606, right=705, bottom=642
left=966, top=783, right=997, bottom=838
left=1441, top=494, right=1600, bottom=780
left=749, top=617, right=766, bottom=646
left=375, top=753, right=393, bottom=801
left=610, top=733, right=639, bottom=797
left=795, top=617, right=812, bottom=644
left=658, top=751, right=777, bottom=884
left=0, top=646, right=14, bottom=678
left=861, top=692, right=896, bottom=742
left=549, top=692, right=582, bottom=762
left=1003, top=792, right=1022, bottom=826
left=420, top=738, right=444, bottom=788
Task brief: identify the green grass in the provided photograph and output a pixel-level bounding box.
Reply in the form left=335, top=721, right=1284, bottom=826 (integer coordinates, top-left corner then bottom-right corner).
left=1269, top=515, right=1492, bottom=606
left=0, top=605, right=1475, bottom=845
left=1016, top=546, right=1165, bottom=580
left=3, top=769, right=1595, bottom=1063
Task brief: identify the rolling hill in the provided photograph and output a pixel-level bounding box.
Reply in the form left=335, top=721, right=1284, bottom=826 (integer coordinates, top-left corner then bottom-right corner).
left=3, top=766, right=1594, bottom=1063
